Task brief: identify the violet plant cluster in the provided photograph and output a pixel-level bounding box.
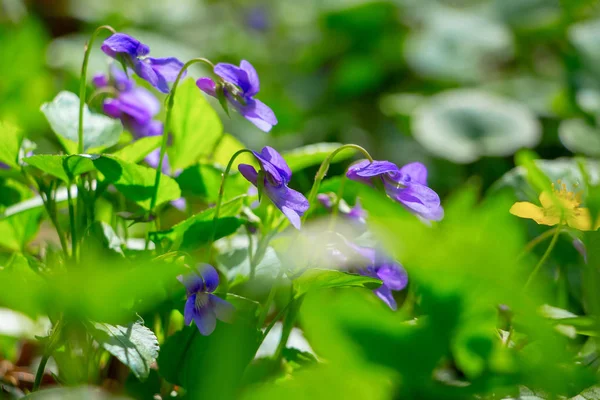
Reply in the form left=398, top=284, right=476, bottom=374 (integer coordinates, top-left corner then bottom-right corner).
left=89, top=31, right=444, bottom=332
left=7, top=27, right=445, bottom=395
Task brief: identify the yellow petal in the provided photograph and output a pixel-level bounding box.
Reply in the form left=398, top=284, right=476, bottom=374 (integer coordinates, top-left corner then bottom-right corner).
left=567, top=208, right=592, bottom=231
left=539, top=191, right=554, bottom=209
left=510, top=202, right=559, bottom=226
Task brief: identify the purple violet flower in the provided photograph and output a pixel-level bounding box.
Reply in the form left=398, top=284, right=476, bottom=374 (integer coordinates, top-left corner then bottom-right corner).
left=93, top=66, right=163, bottom=139
left=351, top=245, right=408, bottom=310
left=196, top=60, right=277, bottom=132
left=101, top=33, right=185, bottom=94
left=317, top=194, right=366, bottom=226
left=178, top=264, right=235, bottom=336
left=238, top=146, right=309, bottom=229
left=347, top=160, right=443, bottom=221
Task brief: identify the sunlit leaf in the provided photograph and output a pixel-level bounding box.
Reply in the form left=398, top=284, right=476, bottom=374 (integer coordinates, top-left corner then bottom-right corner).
left=293, top=269, right=381, bottom=298
left=0, top=121, right=23, bottom=169
left=40, top=91, right=122, bottom=152
left=91, top=321, right=159, bottom=381
left=176, top=162, right=249, bottom=203
left=150, top=195, right=246, bottom=250
left=112, top=136, right=162, bottom=164
left=168, top=78, right=223, bottom=170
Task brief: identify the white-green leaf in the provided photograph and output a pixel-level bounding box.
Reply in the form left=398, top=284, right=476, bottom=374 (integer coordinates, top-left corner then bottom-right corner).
left=41, top=91, right=123, bottom=152
left=559, top=119, right=600, bottom=157
left=168, top=79, right=223, bottom=170
left=404, top=9, right=513, bottom=82
left=413, top=89, right=541, bottom=163
left=91, top=322, right=159, bottom=381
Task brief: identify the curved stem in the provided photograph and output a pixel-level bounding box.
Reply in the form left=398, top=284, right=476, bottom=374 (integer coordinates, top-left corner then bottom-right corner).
left=328, top=171, right=349, bottom=231
left=519, top=227, right=561, bottom=259
left=302, top=144, right=373, bottom=224
left=149, top=58, right=215, bottom=214
left=78, top=25, right=116, bottom=155
left=524, top=226, right=562, bottom=290
left=87, top=87, right=117, bottom=106
left=208, top=149, right=255, bottom=254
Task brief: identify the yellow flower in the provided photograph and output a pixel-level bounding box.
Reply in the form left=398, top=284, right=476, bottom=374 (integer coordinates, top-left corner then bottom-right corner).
left=510, top=181, right=597, bottom=231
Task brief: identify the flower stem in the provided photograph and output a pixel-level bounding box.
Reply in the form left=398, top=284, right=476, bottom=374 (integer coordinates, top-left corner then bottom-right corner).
left=33, top=354, right=49, bottom=391
left=149, top=58, right=216, bottom=214
left=274, top=295, right=304, bottom=361
left=208, top=149, right=255, bottom=255
left=33, top=319, right=63, bottom=392
left=78, top=25, right=116, bottom=155
left=524, top=226, right=562, bottom=290
left=302, top=144, right=373, bottom=224
left=328, top=170, right=349, bottom=231
left=518, top=227, right=561, bottom=259
left=257, top=269, right=284, bottom=328
left=67, top=182, right=77, bottom=261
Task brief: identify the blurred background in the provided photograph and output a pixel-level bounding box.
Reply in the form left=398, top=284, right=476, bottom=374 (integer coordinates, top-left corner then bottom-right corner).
left=2, top=0, right=600, bottom=198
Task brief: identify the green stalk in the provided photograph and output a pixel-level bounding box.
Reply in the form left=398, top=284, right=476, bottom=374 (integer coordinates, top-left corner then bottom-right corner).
left=302, top=144, right=373, bottom=224
left=274, top=295, right=304, bottom=361
left=257, top=269, right=284, bottom=328
left=33, top=354, right=50, bottom=391
left=518, top=227, right=561, bottom=260
left=78, top=25, right=116, bottom=155
left=67, top=182, right=77, bottom=261
left=149, top=58, right=215, bottom=214
left=524, top=226, right=562, bottom=290
left=208, top=149, right=255, bottom=251
left=33, top=319, right=63, bottom=392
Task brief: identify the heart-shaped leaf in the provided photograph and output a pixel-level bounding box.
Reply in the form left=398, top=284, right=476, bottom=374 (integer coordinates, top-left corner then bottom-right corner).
left=91, top=322, right=159, bottom=381
left=41, top=91, right=123, bottom=152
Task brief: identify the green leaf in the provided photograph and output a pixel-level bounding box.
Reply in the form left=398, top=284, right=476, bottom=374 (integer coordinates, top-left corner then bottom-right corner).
left=158, top=316, right=260, bottom=399
left=0, top=254, right=45, bottom=317
left=150, top=195, right=246, bottom=250
left=559, top=119, right=600, bottom=157
left=81, top=221, right=124, bottom=263
left=24, top=154, right=96, bottom=182
left=40, top=91, right=122, bottom=152
left=92, top=156, right=181, bottom=209
left=91, top=321, right=159, bottom=381
left=515, top=150, right=553, bottom=195
left=282, top=143, right=356, bottom=172
left=0, top=208, right=43, bottom=251
left=176, top=162, right=249, bottom=203
left=24, top=154, right=180, bottom=208
left=112, top=136, right=162, bottom=164
left=211, top=133, right=255, bottom=168
left=168, top=79, right=223, bottom=170
left=293, top=269, right=381, bottom=298
left=0, top=121, right=23, bottom=168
